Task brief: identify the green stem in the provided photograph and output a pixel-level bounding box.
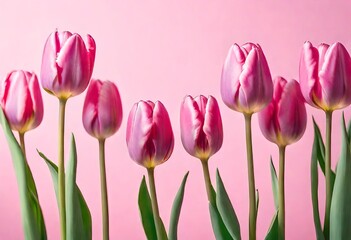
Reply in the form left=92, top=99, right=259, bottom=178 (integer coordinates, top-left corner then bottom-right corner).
left=19, top=132, right=26, bottom=161
left=244, top=113, right=256, bottom=240
left=58, top=99, right=67, bottom=240
left=324, top=110, right=333, bottom=240
left=147, top=168, right=165, bottom=240
left=278, top=146, right=286, bottom=240
left=201, top=159, right=215, bottom=204
left=99, top=139, right=109, bottom=240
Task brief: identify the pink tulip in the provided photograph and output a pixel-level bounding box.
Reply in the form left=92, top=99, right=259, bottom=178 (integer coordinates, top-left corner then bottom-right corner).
left=82, top=79, right=123, bottom=140
left=1, top=70, right=44, bottom=133
left=126, top=100, right=174, bottom=168
left=299, top=41, right=351, bottom=111
left=180, top=95, right=223, bottom=160
left=258, top=77, right=307, bottom=147
left=40, top=30, right=96, bottom=100
left=221, top=43, right=273, bottom=114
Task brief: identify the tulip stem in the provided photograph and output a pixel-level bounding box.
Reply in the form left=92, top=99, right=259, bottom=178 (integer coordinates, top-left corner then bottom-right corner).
left=99, top=139, right=109, bottom=240
left=278, top=145, right=286, bottom=240
left=19, top=133, right=27, bottom=161
left=201, top=159, right=215, bottom=204
left=147, top=167, right=166, bottom=240
left=324, top=110, right=333, bottom=240
left=244, top=113, right=256, bottom=240
left=58, top=99, right=67, bottom=240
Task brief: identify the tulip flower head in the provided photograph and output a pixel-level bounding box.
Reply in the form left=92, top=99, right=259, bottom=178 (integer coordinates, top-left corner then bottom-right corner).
left=299, top=41, right=351, bottom=111
left=258, top=77, right=307, bottom=147
left=126, top=100, right=174, bottom=168
left=180, top=95, right=223, bottom=161
left=83, top=79, right=123, bottom=140
left=40, top=30, right=96, bottom=100
left=221, top=42, right=273, bottom=114
left=1, top=70, right=44, bottom=134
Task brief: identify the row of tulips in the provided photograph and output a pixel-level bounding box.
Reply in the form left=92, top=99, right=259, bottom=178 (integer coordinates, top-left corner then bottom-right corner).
left=1, top=29, right=351, bottom=240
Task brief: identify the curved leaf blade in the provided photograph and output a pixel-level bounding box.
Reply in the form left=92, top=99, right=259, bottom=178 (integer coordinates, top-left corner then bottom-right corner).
left=138, top=176, right=157, bottom=240
left=209, top=202, right=233, bottom=240
left=311, top=120, right=325, bottom=240
left=264, top=211, right=278, bottom=240
left=330, top=114, right=351, bottom=239
left=215, top=169, right=241, bottom=240
left=169, top=172, right=189, bottom=240
left=270, top=158, right=278, bottom=210
left=0, top=108, right=47, bottom=240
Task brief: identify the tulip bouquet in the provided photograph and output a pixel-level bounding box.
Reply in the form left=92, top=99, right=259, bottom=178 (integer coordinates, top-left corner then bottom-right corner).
left=1, top=28, right=351, bottom=240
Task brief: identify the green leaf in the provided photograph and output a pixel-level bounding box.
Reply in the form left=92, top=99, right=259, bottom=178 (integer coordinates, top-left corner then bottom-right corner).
left=330, top=114, right=351, bottom=239
left=138, top=176, right=157, bottom=240
left=255, top=190, right=259, bottom=214
left=311, top=120, right=325, bottom=240
left=65, top=135, right=92, bottom=240
left=270, top=158, right=279, bottom=210
left=312, top=118, right=336, bottom=188
left=38, top=138, right=92, bottom=240
left=264, top=210, right=278, bottom=240
left=168, top=172, right=189, bottom=240
left=209, top=202, right=233, bottom=240
left=215, top=169, right=241, bottom=240
left=0, top=109, right=47, bottom=240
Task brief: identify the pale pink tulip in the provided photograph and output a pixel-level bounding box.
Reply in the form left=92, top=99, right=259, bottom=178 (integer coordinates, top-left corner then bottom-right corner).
left=180, top=95, right=223, bottom=160
left=299, top=41, right=351, bottom=111
left=126, top=100, right=174, bottom=168
left=40, top=30, right=96, bottom=100
left=221, top=43, right=273, bottom=114
left=1, top=70, right=44, bottom=133
left=83, top=79, right=122, bottom=139
left=258, top=77, right=307, bottom=147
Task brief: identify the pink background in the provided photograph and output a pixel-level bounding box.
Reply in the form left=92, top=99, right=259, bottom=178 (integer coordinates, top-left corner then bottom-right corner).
left=0, top=1, right=351, bottom=239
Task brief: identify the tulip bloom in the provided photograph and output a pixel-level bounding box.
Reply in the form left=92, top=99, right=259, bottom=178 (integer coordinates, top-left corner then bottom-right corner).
left=126, top=100, right=174, bottom=168
left=1, top=70, right=43, bottom=134
left=40, top=30, right=96, bottom=100
left=258, top=77, right=307, bottom=147
left=83, top=79, right=123, bottom=140
left=221, top=42, right=273, bottom=114
left=299, top=41, right=351, bottom=111
left=180, top=95, right=223, bottom=160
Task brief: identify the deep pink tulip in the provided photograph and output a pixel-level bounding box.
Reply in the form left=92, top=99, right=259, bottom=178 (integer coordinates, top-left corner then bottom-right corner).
left=221, top=43, right=273, bottom=114
left=1, top=70, right=44, bottom=133
left=299, top=41, right=351, bottom=111
left=40, top=30, right=96, bottom=100
left=180, top=95, right=223, bottom=160
left=258, top=77, right=307, bottom=147
left=126, top=100, right=174, bottom=168
left=82, top=79, right=123, bottom=140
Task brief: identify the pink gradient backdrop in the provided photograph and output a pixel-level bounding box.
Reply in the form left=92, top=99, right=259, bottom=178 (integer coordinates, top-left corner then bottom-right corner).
left=0, top=0, right=351, bottom=239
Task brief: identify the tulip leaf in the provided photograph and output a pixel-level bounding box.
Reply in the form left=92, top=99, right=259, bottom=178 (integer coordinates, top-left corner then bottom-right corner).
left=311, top=120, right=325, bottom=240
left=169, top=171, right=189, bottom=240
left=255, top=189, right=259, bottom=214
left=138, top=176, right=157, bottom=240
left=270, top=158, right=279, bottom=210
left=330, top=114, right=351, bottom=239
left=209, top=202, right=233, bottom=240
left=0, top=109, right=47, bottom=240
left=38, top=142, right=92, bottom=240
left=215, top=169, right=241, bottom=240
left=264, top=210, right=278, bottom=240
left=312, top=118, right=336, bottom=188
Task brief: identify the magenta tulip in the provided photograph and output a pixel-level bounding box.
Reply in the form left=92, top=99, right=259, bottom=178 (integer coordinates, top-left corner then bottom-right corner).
left=83, top=79, right=122, bottom=140
left=40, top=30, right=96, bottom=100
left=126, top=100, right=174, bottom=168
left=258, top=76, right=307, bottom=147
left=1, top=70, right=43, bottom=133
left=299, top=41, right=351, bottom=111
left=221, top=42, right=273, bottom=114
left=180, top=95, right=223, bottom=160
